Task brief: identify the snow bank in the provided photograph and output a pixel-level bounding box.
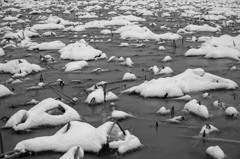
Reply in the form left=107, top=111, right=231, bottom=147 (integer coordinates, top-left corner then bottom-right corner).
left=0, top=59, right=43, bottom=77
left=122, top=68, right=238, bottom=98
left=4, top=98, right=81, bottom=131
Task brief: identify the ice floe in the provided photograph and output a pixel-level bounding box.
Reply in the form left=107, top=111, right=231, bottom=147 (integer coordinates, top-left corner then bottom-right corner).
left=0, top=59, right=44, bottom=77
left=122, top=68, right=238, bottom=98
left=4, top=98, right=81, bottom=131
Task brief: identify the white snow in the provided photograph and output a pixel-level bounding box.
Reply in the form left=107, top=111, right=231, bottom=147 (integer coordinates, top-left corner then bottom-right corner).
left=119, top=25, right=182, bottom=41
left=111, top=109, right=133, bottom=120
left=183, top=99, right=210, bottom=119
left=185, top=35, right=240, bottom=60
left=59, top=42, right=103, bottom=61
left=158, top=46, right=166, bottom=51
left=64, top=61, right=88, bottom=72
left=199, top=124, right=219, bottom=136
left=4, top=98, right=81, bottom=131
left=183, top=24, right=221, bottom=32
left=156, top=107, right=171, bottom=115
left=206, top=146, right=226, bottom=159
left=31, top=23, right=65, bottom=30
left=14, top=121, right=107, bottom=153
left=14, top=121, right=142, bottom=154
left=28, top=40, right=65, bottom=50
left=85, top=87, right=118, bottom=105
left=60, top=146, right=84, bottom=159
left=158, top=67, right=173, bottom=75
left=122, top=72, right=137, bottom=81
left=122, top=68, right=238, bottom=98
left=0, top=84, right=14, bottom=97
left=120, top=57, right=134, bottom=67
left=0, top=59, right=44, bottom=77
left=109, top=130, right=142, bottom=154
left=225, top=107, right=239, bottom=117
left=162, top=56, right=172, bottom=62
left=0, top=48, right=5, bottom=56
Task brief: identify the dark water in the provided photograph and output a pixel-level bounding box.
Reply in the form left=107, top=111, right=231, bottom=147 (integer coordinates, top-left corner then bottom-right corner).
left=0, top=1, right=240, bottom=159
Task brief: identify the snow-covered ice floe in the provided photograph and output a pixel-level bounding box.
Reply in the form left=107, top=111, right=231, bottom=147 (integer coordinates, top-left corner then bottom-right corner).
left=116, top=25, right=182, bottom=41
left=183, top=24, right=221, bottom=32
left=185, top=34, right=240, bottom=60
left=60, top=146, right=84, bottom=159
left=28, top=40, right=65, bottom=50
left=122, top=68, right=238, bottom=98
left=183, top=99, right=210, bottom=119
left=206, top=146, right=227, bottom=159
left=0, top=84, right=14, bottom=97
left=64, top=61, right=88, bottom=72
left=4, top=98, right=81, bottom=131
left=14, top=121, right=142, bottom=154
left=85, top=87, right=118, bottom=105
left=0, top=59, right=44, bottom=77
left=59, top=41, right=104, bottom=61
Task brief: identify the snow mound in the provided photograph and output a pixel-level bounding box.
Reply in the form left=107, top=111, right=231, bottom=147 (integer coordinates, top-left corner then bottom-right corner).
left=31, top=23, right=65, bottom=30
left=14, top=121, right=107, bottom=153
left=119, top=25, right=182, bottom=41
left=38, top=15, right=76, bottom=26
left=185, top=35, right=240, bottom=60
left=184, top=24, right=221, bottom=32
left=206, top=146, right=226, bottom=159
left=112, top=15, right=145, bottom=22
left=4, top=98, right=81, bottom=131
left=28, top=40, right=65, bottom=50
left=59, top=42, right=103, bottom=61
left=122, top=72, right=137, bottom=81
left=0, top=48, right=5, bottom=56
left=64, top=61, right=88, bottom=72
left=199, top=124, right=219, bottom=136
left=111, top=110, right=133, bottom=120
left=63, top=25, right=85, bottom=32
left=183, top=99, right=210, bottom=119
left=85, top=88, right=118, bottom=105
left=109, top=130, right=142, bottom=154
left=122, top=68, right=238, bottom=98
left=60, top=146, right=84, bottom=159
left=156, top=107, right=171, bottom=115
left=0, top=59, right=43, bottom=77
left=0, top=84, right=14, bottom=97
left=14, top=121, right=142, bottom=154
